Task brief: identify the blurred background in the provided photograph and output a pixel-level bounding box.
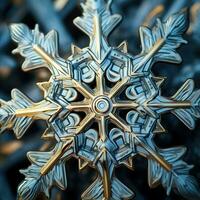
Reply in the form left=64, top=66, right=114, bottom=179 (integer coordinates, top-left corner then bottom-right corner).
left=0, top=0, right=200, bottom=199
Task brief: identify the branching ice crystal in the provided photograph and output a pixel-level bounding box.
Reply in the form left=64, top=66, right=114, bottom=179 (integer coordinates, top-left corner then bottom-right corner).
left=0, top=0, right=200, bottom=199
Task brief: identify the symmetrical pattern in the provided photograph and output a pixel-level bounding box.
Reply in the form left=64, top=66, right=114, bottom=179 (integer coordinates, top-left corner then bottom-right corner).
left=0, top=0, right=200, bottom=199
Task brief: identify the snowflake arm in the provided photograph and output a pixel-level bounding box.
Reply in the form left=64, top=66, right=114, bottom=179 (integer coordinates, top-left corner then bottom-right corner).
left=132, top=10, right=188, bottom=74
left=0, top=89, right=60, bottom=138
left=10, top=23, right=71, bottom=77
left=149, top=79, right=200, bottom=129
left=136, top=138, right=200, bottom=200
left=18, top=139, right=73, bottom=200
left=0, top=89, right=34, bottom=138
left=73, top=0, right=122, bottom=62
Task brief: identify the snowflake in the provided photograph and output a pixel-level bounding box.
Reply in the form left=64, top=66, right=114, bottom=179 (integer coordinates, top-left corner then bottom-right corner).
left=0, top=0, right=200, bottom=200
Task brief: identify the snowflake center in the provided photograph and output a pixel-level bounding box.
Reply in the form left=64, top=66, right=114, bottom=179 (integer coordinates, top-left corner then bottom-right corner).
left=92, top=96, right=112, bottom=115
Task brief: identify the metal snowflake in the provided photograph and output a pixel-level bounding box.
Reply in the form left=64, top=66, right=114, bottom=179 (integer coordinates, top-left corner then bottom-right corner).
left=0, top=0, right=200, bottom=199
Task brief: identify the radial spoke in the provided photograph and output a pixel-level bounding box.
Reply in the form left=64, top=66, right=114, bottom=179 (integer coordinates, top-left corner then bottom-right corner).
left=102, top=150, right=111, bottom=199
left=132, top=39, right=165, bottom=74
left=15, top=100, right=61, bottom=120
left=71, top=113, right=95, bottom=134
left=109, top=113, right=131, bottom=132
left=98, top=116, right=107, bottom=142
left=108, top=77, right=130, bottom=98
left=40, top=138, right=73, bottom=175
left=113, top=101, right=138, bottom=109
left=135, top=137, right=172, bottom=171
left=148, top=101, right=191, bottom=108
left=33, top=45, right=69, bottom=77
left=72, top=80, right=94, bottom=99
left=96, top=68, right=104, bottom=95
left=67, top=102, right=91, bottom=111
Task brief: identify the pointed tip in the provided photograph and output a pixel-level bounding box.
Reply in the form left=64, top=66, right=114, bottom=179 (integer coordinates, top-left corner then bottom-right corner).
left=71, top=44, right=82, bottom=55
left=41, top=128, right=54, bottom=140
left=78, top=158, right=89, bottom=171
left=9, top=23, right=27, bottom=33
left=36, top=81, right=51, bottom=97
left=11, top=88, right=23, bottom=99
left=0, top=99, right=6, bottom=106
left=34, top=24, right=39, bottom=31
left=117, top=41, right=128, bottom=53
left=122, top=158, right=134, bottom=170
left=27, top=151, right=38, bottom=163
left=12, top=48, right=19, bottom=54
left=75, top=0, right=121, bottom=47
left=153, top=76, right=166, bottom=87
left=154, top=121, right=166, bottom=133
left=9, top=23, right=20, bottom=31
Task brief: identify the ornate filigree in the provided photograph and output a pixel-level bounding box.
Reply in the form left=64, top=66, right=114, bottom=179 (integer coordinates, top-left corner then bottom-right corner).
left=0, top=0, right=200, bottom=199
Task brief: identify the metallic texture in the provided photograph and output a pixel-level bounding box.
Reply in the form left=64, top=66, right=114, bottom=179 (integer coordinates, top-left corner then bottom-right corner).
left=0, top=0, right=200, bottom=199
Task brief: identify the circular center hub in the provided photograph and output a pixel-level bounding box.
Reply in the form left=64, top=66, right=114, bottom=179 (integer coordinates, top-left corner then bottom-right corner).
left=96, top=99, right=110, bottom=113
left=92, top=96, right=112, bottom=115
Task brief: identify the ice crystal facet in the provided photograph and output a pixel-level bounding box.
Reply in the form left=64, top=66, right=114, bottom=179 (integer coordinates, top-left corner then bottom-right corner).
left=0, top=0, right=200, bottom=200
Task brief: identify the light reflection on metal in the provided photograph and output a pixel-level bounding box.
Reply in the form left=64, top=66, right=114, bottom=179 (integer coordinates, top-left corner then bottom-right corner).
left=0, top=0, right=200, bottom=200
